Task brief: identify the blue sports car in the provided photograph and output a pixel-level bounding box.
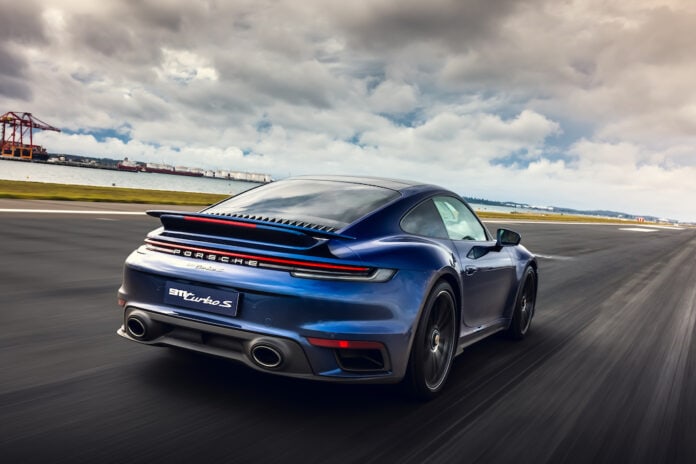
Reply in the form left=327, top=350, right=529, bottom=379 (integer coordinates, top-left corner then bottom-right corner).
left=117, top=176, right=537, bottom=399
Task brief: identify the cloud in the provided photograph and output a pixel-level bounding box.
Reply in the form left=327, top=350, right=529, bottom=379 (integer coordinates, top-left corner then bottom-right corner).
left=3, top=0, right=696, bottom=221
left=0, top=0, right=47, bottom=43
left=0, top=47, right=32, bottom=99
left=368, top=80, right=419, bottom=114
left=326, top=0, right=522, bottom=51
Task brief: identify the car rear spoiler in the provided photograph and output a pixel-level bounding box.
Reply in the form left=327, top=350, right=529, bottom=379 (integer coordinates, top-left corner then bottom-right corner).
left=146, top=211, right=356, bottom=241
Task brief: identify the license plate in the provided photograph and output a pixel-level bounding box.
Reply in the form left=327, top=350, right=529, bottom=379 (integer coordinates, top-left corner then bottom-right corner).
left=164, top=281, right=240, bottom=316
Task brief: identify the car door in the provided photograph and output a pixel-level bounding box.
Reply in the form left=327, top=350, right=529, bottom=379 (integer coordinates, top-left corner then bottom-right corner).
left=432, top=196, right=516, bottom=328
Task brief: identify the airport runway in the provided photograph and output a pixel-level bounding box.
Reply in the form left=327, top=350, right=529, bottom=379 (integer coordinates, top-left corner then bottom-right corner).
left=1, top=205, right=695, bottom=463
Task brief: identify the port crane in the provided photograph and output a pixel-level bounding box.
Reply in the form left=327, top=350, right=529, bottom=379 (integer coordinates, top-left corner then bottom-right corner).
left=1, top=111, right=61, bottom=160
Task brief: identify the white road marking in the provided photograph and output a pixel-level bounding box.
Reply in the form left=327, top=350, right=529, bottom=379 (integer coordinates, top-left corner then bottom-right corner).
left=535, top=254, right=574, bottom=260
left=619, top=227, right=659, bottom=232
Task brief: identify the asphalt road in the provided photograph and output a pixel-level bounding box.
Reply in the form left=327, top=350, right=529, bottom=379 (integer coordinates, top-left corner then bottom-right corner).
left=1, top=205, right=695, bottom=463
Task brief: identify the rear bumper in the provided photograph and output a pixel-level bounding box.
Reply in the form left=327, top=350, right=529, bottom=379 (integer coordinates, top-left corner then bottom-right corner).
left=117, top=248, right=434, bottom=383
left=118, top=305, right=398, bottom=383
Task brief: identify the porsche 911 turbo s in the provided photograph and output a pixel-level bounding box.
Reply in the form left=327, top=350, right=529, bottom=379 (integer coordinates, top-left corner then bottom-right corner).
left=117, top=175, right=538, bottom=399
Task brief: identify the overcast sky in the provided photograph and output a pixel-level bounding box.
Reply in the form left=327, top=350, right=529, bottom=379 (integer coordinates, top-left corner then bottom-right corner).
left=2, top=0, right=695, bottom=221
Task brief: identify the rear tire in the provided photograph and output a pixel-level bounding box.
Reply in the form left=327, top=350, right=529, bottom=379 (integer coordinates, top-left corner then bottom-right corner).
left=405, top=281, right=457, bottom=401
left=506, top=267, right=537, bottom=340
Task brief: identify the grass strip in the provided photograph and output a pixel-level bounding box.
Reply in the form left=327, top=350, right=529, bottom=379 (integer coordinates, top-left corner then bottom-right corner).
left=0, top=179, right=227, bottom=206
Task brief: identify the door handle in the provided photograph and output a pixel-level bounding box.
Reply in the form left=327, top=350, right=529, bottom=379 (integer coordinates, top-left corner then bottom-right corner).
left=465, top=265, right=478, bottom=276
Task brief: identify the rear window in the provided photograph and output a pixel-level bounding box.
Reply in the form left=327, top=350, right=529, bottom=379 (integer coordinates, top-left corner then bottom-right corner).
left=204, top=179, right=400, bottom=230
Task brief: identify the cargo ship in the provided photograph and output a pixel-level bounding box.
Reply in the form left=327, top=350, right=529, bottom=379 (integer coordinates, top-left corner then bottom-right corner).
left=143, top=162, right=204, bottom=177
left=116, top=158, right=142, bottom=172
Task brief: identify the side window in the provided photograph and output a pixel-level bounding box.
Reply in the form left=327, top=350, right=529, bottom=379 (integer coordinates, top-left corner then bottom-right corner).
left=433, top=196, right=488, bottom=241
left=400, top=199, right=449, bottom=239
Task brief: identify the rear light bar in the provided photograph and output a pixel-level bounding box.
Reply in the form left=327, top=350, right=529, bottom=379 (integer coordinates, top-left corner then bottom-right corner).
left=289, top=268, right=395, bottom=282
left=143, top=238, right=394, bottom=282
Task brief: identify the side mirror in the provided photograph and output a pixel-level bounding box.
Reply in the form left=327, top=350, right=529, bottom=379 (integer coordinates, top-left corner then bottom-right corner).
left=496, top=228, right=521, bottom=246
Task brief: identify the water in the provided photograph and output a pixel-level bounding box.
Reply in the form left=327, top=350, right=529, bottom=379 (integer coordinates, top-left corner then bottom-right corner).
left=0, top=159, right=260, bottom=196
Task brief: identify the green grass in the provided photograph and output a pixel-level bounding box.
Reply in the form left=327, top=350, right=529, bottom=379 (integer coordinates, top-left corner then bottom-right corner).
left=0, top=179, right=227, bottom=206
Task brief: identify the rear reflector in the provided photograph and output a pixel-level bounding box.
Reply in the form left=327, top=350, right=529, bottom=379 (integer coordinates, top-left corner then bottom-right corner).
left=307, top=337, right=385, bottom=350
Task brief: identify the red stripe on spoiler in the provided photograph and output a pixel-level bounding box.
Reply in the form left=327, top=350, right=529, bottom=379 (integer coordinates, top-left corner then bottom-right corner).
left=184, top=216, right=257, bottom=228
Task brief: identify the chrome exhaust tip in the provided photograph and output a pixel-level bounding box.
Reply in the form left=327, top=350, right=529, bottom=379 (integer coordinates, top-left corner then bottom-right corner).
left=250, top=344, right=284, bottom=369
left=126, top=316, right=147, bottom=339
left=124, top=310, right=166, bottom=341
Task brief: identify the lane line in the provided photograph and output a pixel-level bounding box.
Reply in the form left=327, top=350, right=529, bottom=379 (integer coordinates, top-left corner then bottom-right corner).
left=619, top=227, right=659, bottom=232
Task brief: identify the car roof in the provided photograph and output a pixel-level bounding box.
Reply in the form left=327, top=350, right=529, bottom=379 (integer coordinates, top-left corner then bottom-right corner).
left=290, top=175, right=427, bottom=191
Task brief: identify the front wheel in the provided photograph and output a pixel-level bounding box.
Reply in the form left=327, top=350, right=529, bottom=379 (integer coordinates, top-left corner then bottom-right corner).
left=506, top=267, right=537, bottom=340
left=405, top=281, right=457, bottom=400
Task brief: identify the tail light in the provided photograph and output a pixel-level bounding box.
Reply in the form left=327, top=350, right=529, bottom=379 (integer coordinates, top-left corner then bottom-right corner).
left=144, top=239, right=395, bottom=282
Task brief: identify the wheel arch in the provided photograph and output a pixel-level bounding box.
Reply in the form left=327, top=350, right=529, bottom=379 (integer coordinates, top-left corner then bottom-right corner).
left=438, top=271, right=462, bottom=335
left=406, top=267, right=462, bottom=355
left=505, top=263, right=538, bottom=327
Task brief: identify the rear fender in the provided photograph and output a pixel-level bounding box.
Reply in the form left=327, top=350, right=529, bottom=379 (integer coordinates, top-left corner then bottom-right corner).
left=344, top=235, right=456, bottom=272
